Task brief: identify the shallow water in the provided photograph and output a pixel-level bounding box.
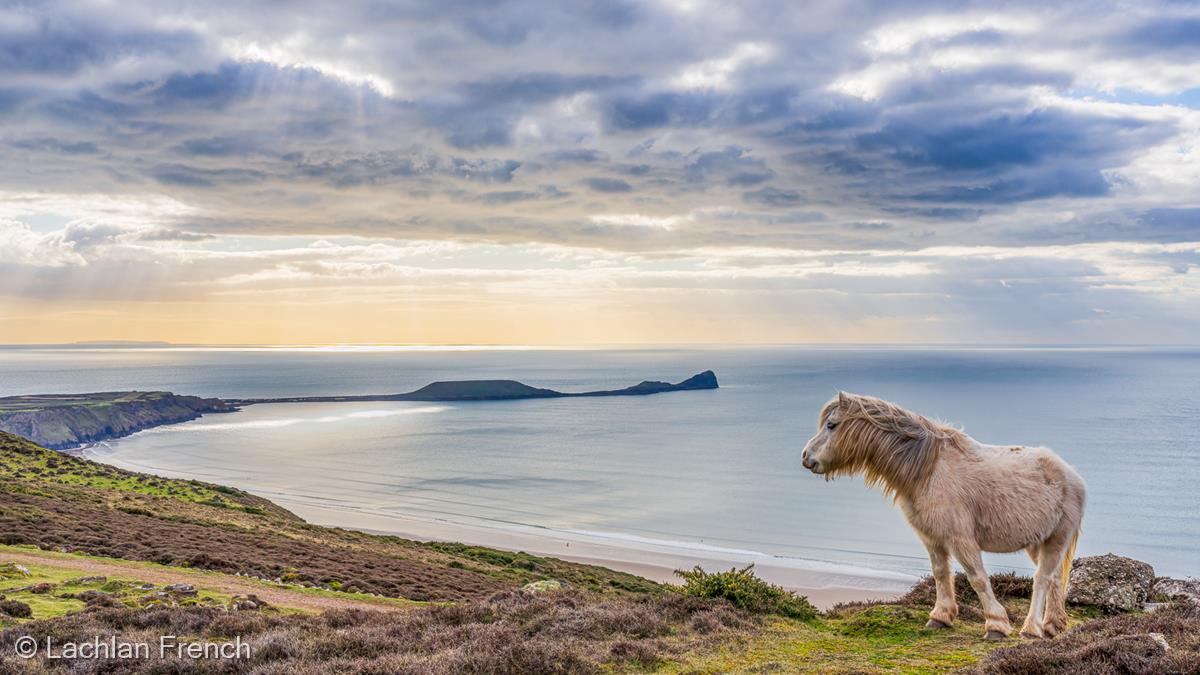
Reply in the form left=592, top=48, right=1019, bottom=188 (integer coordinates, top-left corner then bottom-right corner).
left=3, top=346, right=1198, bottom=578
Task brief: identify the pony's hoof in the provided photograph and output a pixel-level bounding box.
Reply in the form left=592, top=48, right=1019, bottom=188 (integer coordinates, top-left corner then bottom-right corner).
left=1019, top=631, right=1043, bottom=640
left=1042, top=616, right=1067, bottom=638
left=984, top=630, right=1008, bottom=641
left=925, top=619, right=952, bottom=629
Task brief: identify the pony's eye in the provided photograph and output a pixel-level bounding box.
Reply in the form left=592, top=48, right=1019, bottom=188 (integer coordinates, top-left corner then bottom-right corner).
left=826, top=421, right=838, bottom=430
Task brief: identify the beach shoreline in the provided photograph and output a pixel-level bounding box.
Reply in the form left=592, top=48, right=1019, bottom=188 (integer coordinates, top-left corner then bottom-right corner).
left=272, top=497, right=911, bottom=610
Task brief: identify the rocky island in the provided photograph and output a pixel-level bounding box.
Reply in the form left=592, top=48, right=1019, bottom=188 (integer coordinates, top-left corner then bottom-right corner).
left=0, top=371, right=718, bottom=449
left=230, top=369, right=719, bottom=404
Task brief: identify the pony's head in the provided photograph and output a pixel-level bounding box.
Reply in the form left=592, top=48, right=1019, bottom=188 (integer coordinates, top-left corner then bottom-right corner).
left=800, top=392, right=848, bottom=476
left=801, top=392, right=962, bottom=499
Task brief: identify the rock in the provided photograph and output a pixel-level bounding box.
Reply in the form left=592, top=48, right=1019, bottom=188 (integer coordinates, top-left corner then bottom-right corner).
left=522, top=579, right=569, bottom=594
left=73, top=575, right=107, bottom=585
left=230, top=594, right=268, bottom=611
left=1067, top=554, right=1155, bottom=612
left=164, top=583, right=198, bottom=596
left=1148, top=632, right=1170, bottom=651
left=1152, top=577, right=1200, bottom=604
left=0, top=562, right=31, bottom=580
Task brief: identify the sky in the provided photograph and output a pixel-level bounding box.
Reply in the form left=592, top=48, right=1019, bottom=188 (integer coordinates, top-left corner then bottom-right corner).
left=1, top=0, right=1198, bottom=345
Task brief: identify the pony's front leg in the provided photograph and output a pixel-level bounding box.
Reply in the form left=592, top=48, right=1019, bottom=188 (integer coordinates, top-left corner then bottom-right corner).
left=923, top=543, right=957, bottom=628
left=951, top=543, right=1012, bottom=640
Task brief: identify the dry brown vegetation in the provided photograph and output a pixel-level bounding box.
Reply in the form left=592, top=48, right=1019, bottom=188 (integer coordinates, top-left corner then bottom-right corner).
left=0, top=588, right=751, bottom=674
left=965, top=601, right=1200, bottom=674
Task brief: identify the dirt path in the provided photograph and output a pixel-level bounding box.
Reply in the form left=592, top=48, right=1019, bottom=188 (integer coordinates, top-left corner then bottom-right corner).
left=0, top=549, right=413, bottom=614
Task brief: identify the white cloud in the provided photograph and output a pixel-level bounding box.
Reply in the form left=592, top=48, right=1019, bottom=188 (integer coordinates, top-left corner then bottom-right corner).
left=671, top=42, right=775, bottom=90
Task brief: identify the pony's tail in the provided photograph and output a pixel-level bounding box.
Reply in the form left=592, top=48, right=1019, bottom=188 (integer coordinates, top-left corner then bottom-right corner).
left=1061, top=529, right=1079, bottom=592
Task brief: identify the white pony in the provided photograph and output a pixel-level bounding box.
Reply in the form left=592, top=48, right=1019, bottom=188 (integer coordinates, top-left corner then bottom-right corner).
left=801, top=392, right=1085, bottom=640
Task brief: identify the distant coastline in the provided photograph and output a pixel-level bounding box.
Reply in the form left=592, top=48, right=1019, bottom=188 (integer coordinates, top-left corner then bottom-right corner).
left=0, top=371, right=718, bottom=449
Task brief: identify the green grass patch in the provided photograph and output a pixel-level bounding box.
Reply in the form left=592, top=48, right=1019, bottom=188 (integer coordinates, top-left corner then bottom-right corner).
left=0, top=435, right=269, bottom=516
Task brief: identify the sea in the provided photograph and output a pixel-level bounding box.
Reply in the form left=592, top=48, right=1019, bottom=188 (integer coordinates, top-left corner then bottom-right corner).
left=1, top=345, right=1197, bottom=582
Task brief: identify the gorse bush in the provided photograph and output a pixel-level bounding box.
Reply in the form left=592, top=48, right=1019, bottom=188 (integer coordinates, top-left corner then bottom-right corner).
left=674, top=564, right=818, bottom=620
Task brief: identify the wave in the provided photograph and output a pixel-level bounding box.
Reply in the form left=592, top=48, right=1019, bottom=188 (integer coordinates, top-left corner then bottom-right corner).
left=140, top=406, right=448, bottom=433
left=555, top=528, right=921, bottom=583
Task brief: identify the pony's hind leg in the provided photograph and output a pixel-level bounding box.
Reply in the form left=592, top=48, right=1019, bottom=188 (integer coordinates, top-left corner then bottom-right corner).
left=923, top=543, right=957, bottom=628
left=951, top=543, right=1012, bottom=640
left=1021, top=524, right=1074, bottom=639
left=1041, top=528, right=1079, bottom=638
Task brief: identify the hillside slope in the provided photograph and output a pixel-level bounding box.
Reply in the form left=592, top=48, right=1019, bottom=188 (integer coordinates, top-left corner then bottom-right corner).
left=0, top=431, right=658, bottom=601
left=3, top=431, right=1195, bottom=673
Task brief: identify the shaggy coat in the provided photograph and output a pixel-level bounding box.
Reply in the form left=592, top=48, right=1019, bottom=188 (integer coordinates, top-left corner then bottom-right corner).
left=801, top=392, right=1086, bottom=640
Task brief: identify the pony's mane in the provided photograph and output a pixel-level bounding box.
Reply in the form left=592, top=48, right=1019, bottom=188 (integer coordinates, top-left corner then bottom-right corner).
left=821, top=393, right=968, bottom=501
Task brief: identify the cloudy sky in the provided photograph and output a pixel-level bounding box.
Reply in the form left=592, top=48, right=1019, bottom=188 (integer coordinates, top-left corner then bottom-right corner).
left=1, top=0, right=1198, bottom=344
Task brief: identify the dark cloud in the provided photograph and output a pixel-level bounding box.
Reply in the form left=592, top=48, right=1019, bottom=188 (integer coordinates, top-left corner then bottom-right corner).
left=855, top=110, right=1146, bottom=172
left=462, top=74, right=635, bottom=105
left=604, top=92, right=720, bottom=130
left=743, top=186, right=803, bottom=206
left=150, top=163, right=267, bottom=188
left=544, top=148, right=606, bottom=163
left=9, top=137, right=99, bottom=154
left=910, top=167, right=1111, bottom=204
left=583, top=177, right=633, bottom=193
left=475, top=185, right=571, bottom=204
left=0, top=19, right=203, bottom=76
left=683, top=146, right=771, bottom=185
left=0, top=0, right=1193, bottom=261
left=174, top=136, right=262, bottom=157
left=1120, top=17, right=1200, bottom=51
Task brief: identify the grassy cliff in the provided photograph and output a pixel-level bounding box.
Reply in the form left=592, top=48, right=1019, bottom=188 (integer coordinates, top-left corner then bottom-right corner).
left=0, top=392, right=234, bottom=449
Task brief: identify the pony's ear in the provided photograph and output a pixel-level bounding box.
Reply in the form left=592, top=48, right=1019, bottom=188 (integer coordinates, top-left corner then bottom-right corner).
left=837, top=391, right=849, bottom=409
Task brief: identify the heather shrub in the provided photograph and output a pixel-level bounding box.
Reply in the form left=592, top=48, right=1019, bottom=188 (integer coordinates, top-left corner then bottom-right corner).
left=0, top=599, right=32, bottom=618
left=902, top=571, right=1033, bottom=607
left=674, top=564, right=818, bottom=620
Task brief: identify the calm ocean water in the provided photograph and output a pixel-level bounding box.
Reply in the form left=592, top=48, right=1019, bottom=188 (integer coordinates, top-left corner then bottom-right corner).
left=2, top=346, right=1197, bottom=578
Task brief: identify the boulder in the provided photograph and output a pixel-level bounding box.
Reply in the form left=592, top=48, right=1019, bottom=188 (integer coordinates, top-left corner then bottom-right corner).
left=1067, top=554, right=1155, bottom=612
left=163, top=583, right=198, bottom=597
left=72, top=576, right=107, bottom=585
left=522, top=579, right=569, bottom=594
left=0, top=563, right=31, bottom=580
left=230, top=594, right=268, bottom=611
left=1152, top=577, right=1200, bottom=604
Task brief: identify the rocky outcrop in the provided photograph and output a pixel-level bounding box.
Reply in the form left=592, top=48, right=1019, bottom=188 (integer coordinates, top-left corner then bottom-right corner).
left=1153, top=577, right=1200, bottom=604
left=0, top=392, right=235, bottom=449
left=1068, top=553, right=1156, bottom=612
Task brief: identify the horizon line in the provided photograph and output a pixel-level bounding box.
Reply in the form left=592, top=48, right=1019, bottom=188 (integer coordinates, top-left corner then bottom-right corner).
left=3, top=341, right=1200, bottom=351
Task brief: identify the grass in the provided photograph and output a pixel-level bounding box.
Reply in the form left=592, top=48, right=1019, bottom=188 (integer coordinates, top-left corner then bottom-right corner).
left=0, top=545, right=420, bottom=614
left=0, top=559, right=242, bottom=627
left=0, top=437, right=276, bottom=516
left=0, top=391, right=169, bottom=413
left=666, top=596, right=1093, bottom=674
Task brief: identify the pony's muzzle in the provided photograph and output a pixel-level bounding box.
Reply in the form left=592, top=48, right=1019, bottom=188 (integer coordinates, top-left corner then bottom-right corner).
left=801, top=452, right=821, bottom=473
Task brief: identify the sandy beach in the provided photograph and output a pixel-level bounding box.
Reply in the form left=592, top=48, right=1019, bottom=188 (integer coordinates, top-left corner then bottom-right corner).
left=275, top=497, right=912, bottom=610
